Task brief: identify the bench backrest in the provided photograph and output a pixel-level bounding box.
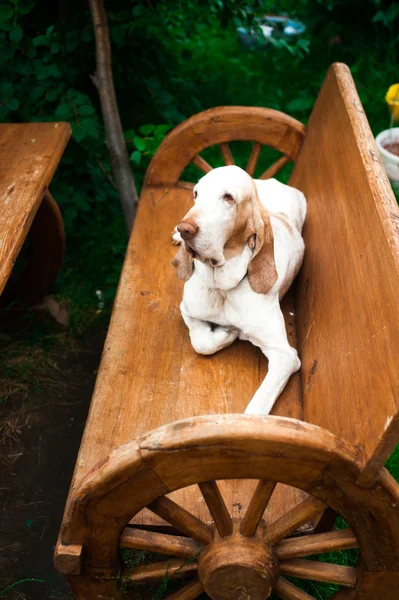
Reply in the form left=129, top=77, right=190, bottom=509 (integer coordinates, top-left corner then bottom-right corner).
left=290, top=63, right=399, bottom=485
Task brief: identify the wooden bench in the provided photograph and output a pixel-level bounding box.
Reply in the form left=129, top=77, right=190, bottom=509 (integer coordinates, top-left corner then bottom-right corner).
left=55, top=64, right=399, bottom=600
left=0, top=122, right=70, bottom=307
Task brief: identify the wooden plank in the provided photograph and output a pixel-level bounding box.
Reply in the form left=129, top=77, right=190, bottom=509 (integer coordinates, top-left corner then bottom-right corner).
left=291, top=63, right=399, bottom=485
left=0, top=122, right=71, bottom=295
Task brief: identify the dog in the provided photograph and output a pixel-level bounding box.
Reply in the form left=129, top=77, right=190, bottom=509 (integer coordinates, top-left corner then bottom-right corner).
left=172, top=165, right=306, bottom=415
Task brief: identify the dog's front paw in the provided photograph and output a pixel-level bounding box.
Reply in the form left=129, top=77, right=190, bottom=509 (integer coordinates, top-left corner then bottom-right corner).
left=172, top=227, right=182, bottom=245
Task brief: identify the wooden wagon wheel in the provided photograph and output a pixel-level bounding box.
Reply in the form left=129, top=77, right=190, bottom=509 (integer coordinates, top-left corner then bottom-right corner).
left=143, top=106, right=306, bottom=190
left=55, top=416, right=399, bottom=600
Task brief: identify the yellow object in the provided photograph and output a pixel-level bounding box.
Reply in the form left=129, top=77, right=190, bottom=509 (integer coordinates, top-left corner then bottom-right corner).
left=386, top=84, right=399, bottom=120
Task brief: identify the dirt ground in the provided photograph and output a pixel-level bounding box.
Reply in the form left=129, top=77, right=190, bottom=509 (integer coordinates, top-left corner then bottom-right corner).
left=0, top=324, right=107, bottom=600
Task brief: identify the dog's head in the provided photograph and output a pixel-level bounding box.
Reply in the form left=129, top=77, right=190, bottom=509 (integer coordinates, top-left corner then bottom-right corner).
left=172, top=165, right=278, bottom=294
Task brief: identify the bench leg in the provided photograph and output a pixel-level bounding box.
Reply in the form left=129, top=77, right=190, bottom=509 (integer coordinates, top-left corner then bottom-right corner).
left=0, top=189, right=65, bottom=307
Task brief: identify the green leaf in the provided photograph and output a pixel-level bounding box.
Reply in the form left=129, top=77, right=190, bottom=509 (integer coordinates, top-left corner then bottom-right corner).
left=55, top=103, right=70, bottom=117
left=133, top=136, right=146, bottom=151
left=10, top=26, right=23, bottom=43
left=18, top=0, right=35, bottom=15
left=33, top=34, right=48, bottom=47
left=0, top=5, right=13, bottom=20
left=7, top=97, right=19, bottom=110
left=139, top=124, right=155, bottom=135
left=71, top=122, right=86, bottom=143
left=78, top=105, right=95, bottom=116
left=286, top=97, right=314, bottom=112
left=49, top=64, right=62, bottom=78
left=130, top=150, right=141, bottom=165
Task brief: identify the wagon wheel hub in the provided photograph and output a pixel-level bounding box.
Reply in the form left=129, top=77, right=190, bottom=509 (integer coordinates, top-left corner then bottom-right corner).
left=198, top=521, right=279, bottom=600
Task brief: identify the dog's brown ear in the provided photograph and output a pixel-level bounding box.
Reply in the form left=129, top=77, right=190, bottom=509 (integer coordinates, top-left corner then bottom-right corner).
left=172, top=244, right=194, bottom=282
left=247, top=188, right=278, bottom=294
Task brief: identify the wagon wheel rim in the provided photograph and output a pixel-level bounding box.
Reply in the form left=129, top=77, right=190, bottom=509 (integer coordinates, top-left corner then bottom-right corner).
left=58, top=415, right=399, bottom=600
left=120, top=479, right=359, bottom=600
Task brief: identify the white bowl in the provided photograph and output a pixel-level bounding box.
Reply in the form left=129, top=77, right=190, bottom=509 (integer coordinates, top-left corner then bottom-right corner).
left=375, top=128, right=399, bottom=189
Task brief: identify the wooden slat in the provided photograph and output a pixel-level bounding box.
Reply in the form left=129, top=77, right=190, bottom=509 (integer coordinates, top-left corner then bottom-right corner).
left=240, top=480, right=276, bottom=537
left=264, top=497, right=326, bottom=546
left=120, top=527, right=201, bottom=557
left=246, top=142, right=261, bottom=177
left=125, top=559, right=197, bottom=583
left=275, top=577, right=316, bottom=600
left=0, top=122, right=71, bottom=295
left=198, top=481, right=233, bottom=537
left=280, top=558, right=357, bottom=587
left=191, top=154, right=213, bottom=174
left=259, top=155, right=290, bottom=180
left=165, top=579, right=204, bottom=600
left=276, top=529, right=358, bottom=559
left=291, top=62, right=399, bottom=486
left=148, top=496, right=213, bottom=545
left=220, top=142, right=234, bottom=165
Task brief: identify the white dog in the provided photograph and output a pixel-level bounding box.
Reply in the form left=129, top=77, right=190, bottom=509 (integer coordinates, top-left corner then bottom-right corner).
left=172, top=165, right=306, bottom=415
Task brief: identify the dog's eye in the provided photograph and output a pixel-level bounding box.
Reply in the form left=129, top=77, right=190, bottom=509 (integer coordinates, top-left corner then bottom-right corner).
left=193, top=190, right=198, bottom=199
left=223, top=193, right=234, bottom=204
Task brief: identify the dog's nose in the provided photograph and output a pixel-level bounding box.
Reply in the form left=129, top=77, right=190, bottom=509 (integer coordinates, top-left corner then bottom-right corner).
left=177, top=220, right=198, bottom=241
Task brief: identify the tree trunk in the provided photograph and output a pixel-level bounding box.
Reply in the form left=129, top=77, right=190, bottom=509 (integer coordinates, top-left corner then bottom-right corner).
left=88, top=0, right=139, bottom=234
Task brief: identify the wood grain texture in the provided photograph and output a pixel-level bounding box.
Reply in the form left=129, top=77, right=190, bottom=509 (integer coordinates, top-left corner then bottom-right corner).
left=198, top=481, right=233, bottom=537
left=145, top=106, right=305, bottom=186
left=246, top=142, right=262, bottom=177
left=148, top=496, right=213, bottom=544
left=125, top=559, right=197, bottom=583
left=264, top=497, right=326, bottom=546
left=1, top=190, right=65, bottom=306
left=191, top=154, right=213, bottom=174
left=280, top=558, right=357, bottom=587
left=120, top=527, right=201, bottom=557
left=276, top=528, right=358, bottom=559
left=164, top=579, right=204, bottom=600
left=0, top=122, right=70, bottom=296
left=260, top=154, right=290, bottom=180
left=240, top=480, right=276, bottom=537
left=275, top=577, right=316, bottom=600
left=290, top=63, right=399, bottom=485
left=220, top=142, right=234, bottom=166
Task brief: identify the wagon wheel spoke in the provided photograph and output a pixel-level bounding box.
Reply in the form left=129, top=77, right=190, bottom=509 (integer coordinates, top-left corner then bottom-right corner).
left=276, top=528, right=358, bottom=560
left=246, top=141, right=262, bottom=176
left=123, top=558, right=198, bottom=584
left=177, top=180, right=195, bottom=190
left=259, top=155, right=290, bottom=180
left=148, top=496, right=213, bottom=545
left=280, top=558, right=357, bottom=587
left=198, top=481, right=233, bottom=537
left=120, top=527, right=202, bottom=558
left=191, top=154, right=213, bottom=174
left=275, top=577, right=316, bottom=600
left=220, top=142, right=234, bottom=165
left=264, top=497, right=326, bottom=546
left=240, top=479, right=276, bottom=537
left=164, top=578, right=204, bottom=600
